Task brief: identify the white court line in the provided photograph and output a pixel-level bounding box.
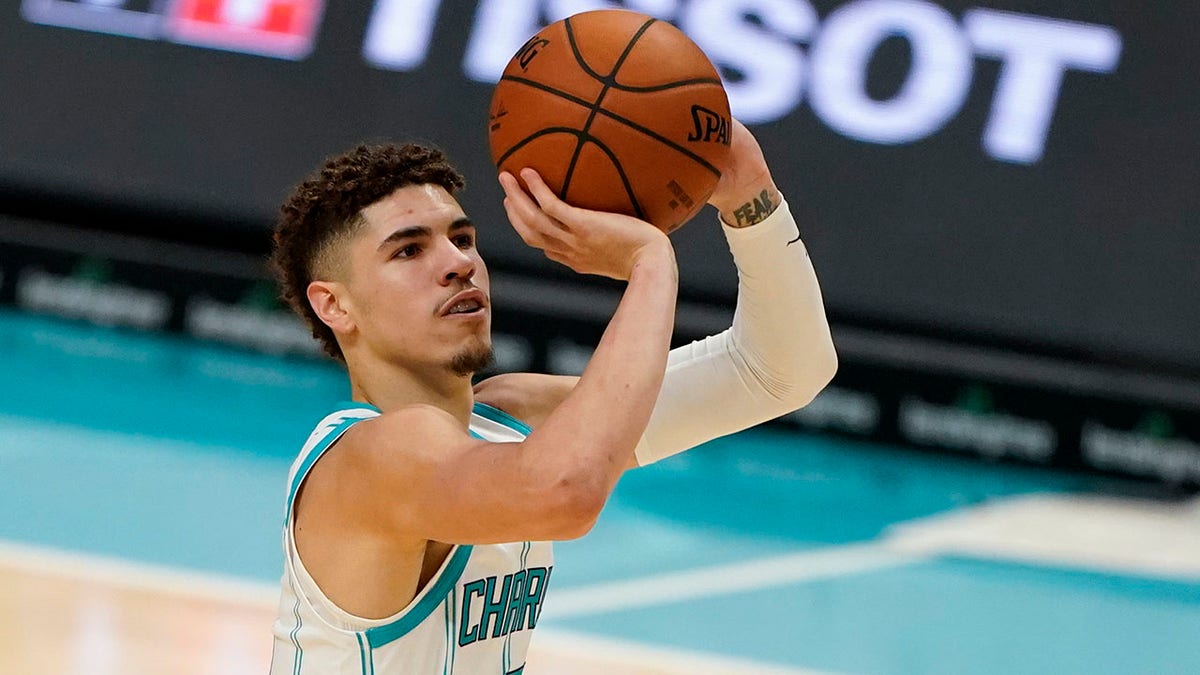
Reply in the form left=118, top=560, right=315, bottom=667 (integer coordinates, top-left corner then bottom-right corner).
left=0, top=539, right=846, bottom=674
left=11, top=491, right=1193, bottom=660
left=10, top=492, right=1193, bottom=672
left=546, top=541, right=924, bottom=619
left=886, top=493, right=1200, bottom=581
left=9, top=492, right=1194, bottom=632
left=0, top=540, right=279, bottom=607
left=542, top=494, right=1200, bottom=621
left=0, top=539, right=919, bottom=623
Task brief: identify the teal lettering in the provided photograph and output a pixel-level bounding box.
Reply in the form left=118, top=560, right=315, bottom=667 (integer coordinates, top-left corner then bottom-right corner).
left=458, top=579, right=487, bottom=647
left=458, top=566, right=554, bottom=645
left=480, top=574, right=512, bottom=640
left=534, top=566, right=553, bottom=626
left=516, top=567, right=547, bottom=631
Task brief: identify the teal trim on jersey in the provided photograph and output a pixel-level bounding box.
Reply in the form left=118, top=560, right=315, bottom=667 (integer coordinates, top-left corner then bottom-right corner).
left=469, top=430, right=484, bottom=440
left=285, top=414, right=367, bottom=517
left=288, top=574, right=304, bottom=675
left=472, top=402, right=532, bottom=436
left=355, top=633, right=369, bottom=675
left=365, top=545, right=475, bottom=649
left=503, top=541, right=532, bottom=671
left=505, top=667, right=524, bottom=675
left=443, top=588, right=453, bottom=675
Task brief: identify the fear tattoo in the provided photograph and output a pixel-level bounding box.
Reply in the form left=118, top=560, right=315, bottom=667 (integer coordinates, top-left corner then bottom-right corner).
left=730, top=189, right=777, bottom=228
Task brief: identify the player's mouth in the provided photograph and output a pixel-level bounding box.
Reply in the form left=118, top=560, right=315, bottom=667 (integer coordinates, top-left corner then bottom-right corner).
left=439, top=289, right=488, bottom=318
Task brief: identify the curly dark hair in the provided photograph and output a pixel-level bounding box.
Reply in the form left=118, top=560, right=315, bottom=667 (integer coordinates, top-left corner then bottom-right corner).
left=271, top=143, right=465, bottom=361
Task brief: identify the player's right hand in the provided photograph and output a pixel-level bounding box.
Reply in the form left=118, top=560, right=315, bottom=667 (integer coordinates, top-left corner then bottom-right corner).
left=499, top=168, right=674, bottom=281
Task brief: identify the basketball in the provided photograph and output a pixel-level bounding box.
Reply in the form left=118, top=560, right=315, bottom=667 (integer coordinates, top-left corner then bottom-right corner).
left=488, top=10, right=731, bottom=233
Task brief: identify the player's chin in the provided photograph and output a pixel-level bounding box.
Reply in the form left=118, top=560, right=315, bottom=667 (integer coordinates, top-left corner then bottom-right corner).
left=448, top=340, right=495, bottom=377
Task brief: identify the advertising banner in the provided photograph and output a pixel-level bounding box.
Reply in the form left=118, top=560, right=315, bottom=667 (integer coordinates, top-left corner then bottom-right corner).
left=0, top=1, right=1196, bottom=376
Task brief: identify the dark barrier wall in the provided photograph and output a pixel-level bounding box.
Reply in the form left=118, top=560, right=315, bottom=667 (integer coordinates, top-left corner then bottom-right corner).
left=1, top=0, right=1197, bottom=374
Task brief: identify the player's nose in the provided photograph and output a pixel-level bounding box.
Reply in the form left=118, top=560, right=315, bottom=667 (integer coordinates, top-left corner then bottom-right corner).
left=439, top=239, right=476, bottom=284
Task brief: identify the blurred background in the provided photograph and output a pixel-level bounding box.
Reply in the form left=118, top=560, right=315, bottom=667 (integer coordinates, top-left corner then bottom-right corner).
left=1, top=1, right=1197, bottom=673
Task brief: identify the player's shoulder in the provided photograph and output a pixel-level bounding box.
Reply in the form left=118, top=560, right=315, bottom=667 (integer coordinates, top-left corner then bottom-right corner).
left=474, top=372, right=579, bottom=430
left=349, top=402, right=460, bottom=436
left=328, top=402, right=468, bottom=461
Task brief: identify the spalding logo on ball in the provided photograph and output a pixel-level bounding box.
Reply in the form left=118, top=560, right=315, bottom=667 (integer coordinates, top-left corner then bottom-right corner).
left=488, top=9, right=732, bottom=233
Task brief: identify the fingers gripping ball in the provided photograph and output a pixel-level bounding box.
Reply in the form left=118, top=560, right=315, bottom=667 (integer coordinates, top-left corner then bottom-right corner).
left=488, top=9, right=732, bottom=233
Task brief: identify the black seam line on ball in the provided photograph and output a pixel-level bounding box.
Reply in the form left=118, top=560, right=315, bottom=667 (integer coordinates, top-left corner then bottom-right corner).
left=601, top=76, right=723, bottom=93
left=499, top=75, right=596, bottom=110
left=495, top=127, right=586, bottom=172
left=559, top=17, right=657, bottom=201
left=493, top=126, right=643, bottom=220
left=594, top=106, right=721, bottom=177
left=558, top=21, right=717, bottom=92
left=501, top=75, right=722, bottom=179
left=586, top=134, right=646, bottom=221
left=525, top=43, right=720, bottom=93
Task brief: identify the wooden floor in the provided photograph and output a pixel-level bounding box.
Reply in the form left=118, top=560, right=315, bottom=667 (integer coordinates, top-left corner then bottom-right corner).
left=0, top=546, right=808, bottom=675
left=0, top=557, right=272, bottom=675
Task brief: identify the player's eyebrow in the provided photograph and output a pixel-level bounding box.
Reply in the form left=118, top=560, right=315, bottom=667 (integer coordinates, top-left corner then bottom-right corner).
left=377, top=218, right=474, bottom=251
left=448, top=217, right=475, bottom=232
left=377, top=226, right=430, bottom=251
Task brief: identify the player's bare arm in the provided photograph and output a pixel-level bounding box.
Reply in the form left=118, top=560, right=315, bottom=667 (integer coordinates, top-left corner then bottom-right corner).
left=332, top=170, right=674, bottom=530
left=293, top=167, right=676, bottom=618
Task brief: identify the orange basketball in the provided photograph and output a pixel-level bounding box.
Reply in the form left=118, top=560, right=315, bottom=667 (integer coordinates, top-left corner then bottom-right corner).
left=488, top=10, right=731, bottom=233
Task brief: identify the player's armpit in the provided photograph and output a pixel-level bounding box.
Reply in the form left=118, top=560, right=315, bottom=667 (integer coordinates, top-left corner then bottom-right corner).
left=324, top=404, right=603, bottom=545
left=473, top=373, right=639, bottom=471
left=473, top=373, right=579, bottom=430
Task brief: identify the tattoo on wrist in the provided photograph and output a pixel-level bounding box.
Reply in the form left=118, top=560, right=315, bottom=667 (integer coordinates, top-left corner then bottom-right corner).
left=729, top=189, right=777, bottom=228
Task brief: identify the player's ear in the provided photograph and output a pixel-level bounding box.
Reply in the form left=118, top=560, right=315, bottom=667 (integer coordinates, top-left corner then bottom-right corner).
left=307, top=280, right=356, bottom=335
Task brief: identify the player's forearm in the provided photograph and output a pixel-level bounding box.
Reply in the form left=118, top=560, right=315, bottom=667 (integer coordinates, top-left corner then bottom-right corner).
left=716, top=179, right=837, bottom=392
left=527, top=242, right=677, bottom=482
left=725, top=194, right=836, bottom=397
left=633, top=197, right=836, bottom=465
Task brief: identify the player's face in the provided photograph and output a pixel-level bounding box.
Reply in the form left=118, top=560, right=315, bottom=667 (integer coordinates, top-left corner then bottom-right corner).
left=346, top=184, right=492, bottom=375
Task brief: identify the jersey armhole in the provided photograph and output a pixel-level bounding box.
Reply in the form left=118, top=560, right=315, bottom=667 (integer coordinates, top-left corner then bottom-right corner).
left=285, top=408, right=378, bottom=522
left=472, top=401, right=533, bottom=436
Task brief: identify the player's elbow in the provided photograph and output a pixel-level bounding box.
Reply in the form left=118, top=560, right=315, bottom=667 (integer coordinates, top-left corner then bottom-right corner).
left=781, top=338, right=839, bottom=411
left=542, top=474, right=607, bottom=540
left=808, top=339, right=839, bottom=399
left=810, top=339, right=839, bottom=396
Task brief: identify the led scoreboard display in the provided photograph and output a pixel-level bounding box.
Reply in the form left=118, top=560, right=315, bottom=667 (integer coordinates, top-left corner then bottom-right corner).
left=1, top=0, right=1197, bottom=378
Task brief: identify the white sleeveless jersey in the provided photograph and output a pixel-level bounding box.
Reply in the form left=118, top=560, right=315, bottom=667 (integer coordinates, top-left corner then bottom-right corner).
left=270, top=401, right=555, bottom=675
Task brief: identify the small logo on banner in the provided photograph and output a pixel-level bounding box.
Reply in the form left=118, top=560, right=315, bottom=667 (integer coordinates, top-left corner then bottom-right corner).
left=21, top=0, right=323, bottom=60
left=21, top=0, right=170, bottom=39
left=166, top=0, right=324, bottom=60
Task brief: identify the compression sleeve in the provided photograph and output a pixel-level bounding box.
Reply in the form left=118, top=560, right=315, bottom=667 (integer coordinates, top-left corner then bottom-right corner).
left=635, top=197, right=837, bottom=465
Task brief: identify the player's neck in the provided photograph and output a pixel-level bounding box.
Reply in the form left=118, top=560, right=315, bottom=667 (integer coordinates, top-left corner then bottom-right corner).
left=346, top=357, right=475, bottom=428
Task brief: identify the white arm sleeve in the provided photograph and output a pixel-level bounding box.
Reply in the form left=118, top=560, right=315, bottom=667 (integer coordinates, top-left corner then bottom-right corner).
left=635, top=197, right=837, bottom=465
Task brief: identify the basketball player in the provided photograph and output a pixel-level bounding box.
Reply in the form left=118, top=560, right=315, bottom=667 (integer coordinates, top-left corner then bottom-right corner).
left=268, top=119, right=836, bottom=674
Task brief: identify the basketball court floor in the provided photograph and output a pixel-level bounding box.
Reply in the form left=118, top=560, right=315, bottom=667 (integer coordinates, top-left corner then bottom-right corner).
left=2, top=307, right=1199, bottom=674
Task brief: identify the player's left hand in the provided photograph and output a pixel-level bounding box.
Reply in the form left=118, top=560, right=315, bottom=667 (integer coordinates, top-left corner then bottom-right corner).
left=707, top=119, right=782, bottom=227
left=499, top=168, right=671, bottom=281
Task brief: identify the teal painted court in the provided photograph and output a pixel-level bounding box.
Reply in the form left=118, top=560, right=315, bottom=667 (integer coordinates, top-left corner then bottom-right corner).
left=2, top=308, right=1198, bottom=674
